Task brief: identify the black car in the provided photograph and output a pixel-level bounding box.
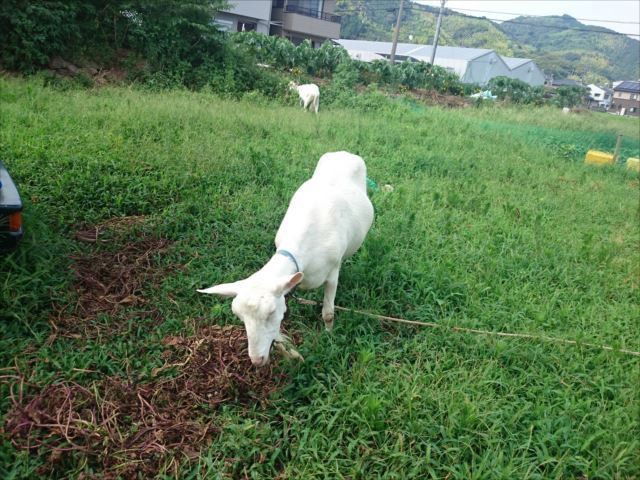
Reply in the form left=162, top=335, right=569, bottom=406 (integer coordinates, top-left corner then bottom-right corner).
left=0, top=161, right=23, bottom=249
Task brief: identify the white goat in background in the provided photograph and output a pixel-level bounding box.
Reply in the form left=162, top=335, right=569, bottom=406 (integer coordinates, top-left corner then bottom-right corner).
left=198, top=151, right=374, bottom=366
left=289, top=81, right=320, bottom=114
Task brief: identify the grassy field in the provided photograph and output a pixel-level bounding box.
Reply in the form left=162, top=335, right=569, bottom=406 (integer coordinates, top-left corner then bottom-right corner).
left=1, top=77, right=639, bottom=479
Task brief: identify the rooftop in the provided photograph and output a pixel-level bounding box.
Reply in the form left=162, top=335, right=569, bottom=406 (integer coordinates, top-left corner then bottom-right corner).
left=551, top=78, right=584, bottom=87
left=614, top=81, right=640, bottom=93
left=502, top=57, right=531, bottom=69
left=334, top=39, right=494, bottom=62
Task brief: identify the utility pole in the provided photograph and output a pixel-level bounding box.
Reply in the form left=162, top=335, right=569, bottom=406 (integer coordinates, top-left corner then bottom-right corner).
left=613, top=134, right=623, bottom=162
left=429, top=0, right=446, bottom=65
left=389, top=0, right=404, bottom=65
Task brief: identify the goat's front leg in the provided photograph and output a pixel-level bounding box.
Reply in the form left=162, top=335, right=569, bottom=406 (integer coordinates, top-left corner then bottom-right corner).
left=322, top=268, right=340, bottom=331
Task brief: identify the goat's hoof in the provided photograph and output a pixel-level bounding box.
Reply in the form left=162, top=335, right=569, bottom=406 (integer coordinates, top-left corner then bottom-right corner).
left=323, top=315, right=334, bottom=332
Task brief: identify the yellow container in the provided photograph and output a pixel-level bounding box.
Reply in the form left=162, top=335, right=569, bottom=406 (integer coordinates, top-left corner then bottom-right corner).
left=626, top=157, right=640, bottom=172
left=584, top=150, right=615, bottom=166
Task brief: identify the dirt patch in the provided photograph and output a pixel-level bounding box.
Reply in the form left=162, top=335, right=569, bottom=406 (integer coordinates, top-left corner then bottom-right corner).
left=410, top=88, right=469, bottom=108
left=50, top=216, right=174, bottom=340
left=46, top=52, right=145, bottom=87
left=4, top=215, right=298, bottom=477
left=3, top=325, right=289, bottom=479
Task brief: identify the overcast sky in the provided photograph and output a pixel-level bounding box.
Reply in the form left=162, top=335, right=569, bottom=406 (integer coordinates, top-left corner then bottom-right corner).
left=416, top=1, right=640, bottom=37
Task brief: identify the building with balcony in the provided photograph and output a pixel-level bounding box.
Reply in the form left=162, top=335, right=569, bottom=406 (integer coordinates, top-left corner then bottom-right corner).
left=270, top=0, right=341, bottom=47
left=215, top=1, right=341, bottom=47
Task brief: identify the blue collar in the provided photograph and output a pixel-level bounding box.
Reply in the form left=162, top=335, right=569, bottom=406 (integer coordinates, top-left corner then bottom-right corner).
left=277, top=249, right=300, bottom=273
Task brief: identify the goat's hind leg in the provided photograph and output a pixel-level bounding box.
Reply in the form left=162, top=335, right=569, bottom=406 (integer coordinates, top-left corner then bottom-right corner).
left=304, top=98, right=313, bottom=111
left=322, top=268, right=340, bottom=331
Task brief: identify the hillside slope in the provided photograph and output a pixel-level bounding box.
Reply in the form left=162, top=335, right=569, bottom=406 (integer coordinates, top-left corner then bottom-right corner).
left=337, top=1, right=525, bottom=56
left=500, top=15, right=640, bottom=83
left=336, top=1, right=640, bottom=83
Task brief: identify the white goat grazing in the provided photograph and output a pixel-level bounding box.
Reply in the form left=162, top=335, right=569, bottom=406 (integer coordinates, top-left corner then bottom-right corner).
left=198, top=151, right=374, bottom=366
left=289, top=81, right=320, bottom=114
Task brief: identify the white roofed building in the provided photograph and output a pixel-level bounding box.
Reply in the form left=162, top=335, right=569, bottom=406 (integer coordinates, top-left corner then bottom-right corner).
left=502, top=57, right=545, bottom=86
left=334, top=39, right=544, bottom=87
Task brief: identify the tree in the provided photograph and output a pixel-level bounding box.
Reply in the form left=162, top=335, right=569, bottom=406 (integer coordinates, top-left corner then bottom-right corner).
left=0, top=0, right=227, bottom=72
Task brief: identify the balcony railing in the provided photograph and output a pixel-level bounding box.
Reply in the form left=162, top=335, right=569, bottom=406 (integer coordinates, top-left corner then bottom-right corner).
left=283, top=4, right=341, bottom=23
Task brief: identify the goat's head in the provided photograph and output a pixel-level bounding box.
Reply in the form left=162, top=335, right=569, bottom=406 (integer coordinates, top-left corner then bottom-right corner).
left=197, top=272, right=303, bottom=367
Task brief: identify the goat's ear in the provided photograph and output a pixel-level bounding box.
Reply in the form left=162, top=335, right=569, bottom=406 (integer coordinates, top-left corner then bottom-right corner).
left=273, top=272, right=304, bottom=296
left=197, top=281, right=244, bottom=298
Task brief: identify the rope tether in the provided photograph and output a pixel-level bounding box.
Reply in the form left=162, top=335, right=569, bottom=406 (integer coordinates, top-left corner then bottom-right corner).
left=294, top=297, right=640, bottom=358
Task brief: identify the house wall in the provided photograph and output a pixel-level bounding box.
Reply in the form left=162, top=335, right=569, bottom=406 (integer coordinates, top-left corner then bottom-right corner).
left=588, top=85, right=612, bottom=107
left=614, top=91, right=638, bottom=100
left=612, top=96, right=640, bottom=116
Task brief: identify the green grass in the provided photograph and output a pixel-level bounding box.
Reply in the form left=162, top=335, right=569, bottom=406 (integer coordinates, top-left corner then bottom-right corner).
left=1, top=77, right=639, bottom=479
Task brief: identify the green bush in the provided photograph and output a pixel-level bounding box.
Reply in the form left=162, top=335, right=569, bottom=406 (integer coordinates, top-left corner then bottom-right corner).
left=355, top=59, right=464, bottom=94
left=551, top=85, right=588, bottom=108
left=0, top=1, right=82, bottom=72
left=488, top=76, right=545, bottom=104
left=488, top=76, right=586, bottom=108
left=3, top=2, right=470, bottom=102
left=231, top=33, right=465, bottom=96
left=0, top=0, right=227, bottom=77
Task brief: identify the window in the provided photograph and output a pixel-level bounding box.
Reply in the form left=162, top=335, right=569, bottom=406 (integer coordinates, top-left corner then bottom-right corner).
left=632, top=94, right=638, bottom=100
left=237, top=21, right=257, bottom=32
left=289, top=0, right=324, bottom=14
left=213, top=19, right=233, bottom=32
left=594, top=93, right=601, bottom=98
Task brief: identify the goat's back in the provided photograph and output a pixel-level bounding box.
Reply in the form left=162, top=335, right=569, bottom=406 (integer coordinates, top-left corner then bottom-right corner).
left=275, top=152, right=373, bottom=286
left=312, top=151, right=367, bottom=192
left=298, top=83, right=320, bottom=97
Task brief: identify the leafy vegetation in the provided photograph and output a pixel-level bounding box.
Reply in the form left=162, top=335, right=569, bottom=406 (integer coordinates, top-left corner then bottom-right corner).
left=0, top=1, right=228, bottom=75
left=487, top=76, right=586, bottom=108
left=1, top=77, right=638, bottom=479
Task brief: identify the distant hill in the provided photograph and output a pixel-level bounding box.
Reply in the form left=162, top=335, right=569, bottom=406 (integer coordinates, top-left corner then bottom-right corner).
left=499, top=15, right=640, bottom=83
left=336, top=1, right=640, bottom=84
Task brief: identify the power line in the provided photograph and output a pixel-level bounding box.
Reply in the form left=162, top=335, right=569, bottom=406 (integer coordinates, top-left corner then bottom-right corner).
left=335, top=4, right=640, bottom=38
left=463, top=14, right=640, bottom=38
left=346, top=0, right=640, bottom=25
left=429, top=6, right=640, bottom=25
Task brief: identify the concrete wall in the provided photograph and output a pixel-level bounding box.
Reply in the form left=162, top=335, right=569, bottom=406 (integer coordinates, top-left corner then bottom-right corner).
left=218, top=0, right=271, bottom=34
left=324, top=0, right=337, bottom=14
left=283, top=12, right=340, bottom=39
left=223, top=0, right=271, bottom=20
